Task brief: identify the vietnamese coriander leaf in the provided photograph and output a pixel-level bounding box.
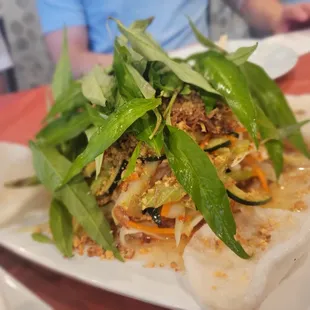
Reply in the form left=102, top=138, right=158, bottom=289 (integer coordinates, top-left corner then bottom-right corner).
left=85, top=127, right=104, bottom=179
left=82, top=65, right=115, bottom=106
left=63, top=98, right=161, bottom=184
left=241, top=61, right=310, bottom=158
left=112, top=18, right=217, bottom=95
left=49, top=198, right=73, bottom=257
left=278, top=120, right=310, bottom=140
left=84, top=104, right=108, bottom=127
left=31, top=232, right=54, bottom=244
left=51, top=28, right=72, bottom=101
left=121, top=142, right=141, bottom=180
left=37, top=111, right=91, bottom=146
left=130, top=112, right=164, bottom=155
left=164, top=126, right=249, bottom=259
left=199, top=51, right=258, bottom=146
left=226, top=43, right=258, bottom=66
left=188, top=17, right=225, bottom=53
left=188, top=18, right=257, bottom=67
left=125, top=63, right=155, bottom=98
left=114, top=39, right=155, bottom=100
left=45, top=81, right=86, bottom=122
left=29, top=142, right=122, bottom=260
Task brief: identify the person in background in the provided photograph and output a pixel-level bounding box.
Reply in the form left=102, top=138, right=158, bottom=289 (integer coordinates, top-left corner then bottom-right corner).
left=37, top=0, right=310, bottom=78
left=238, top=0, right=310, bottom=34
left=0, top=32, right=13, bottom=93
left=37, top=0, right=211, bottom=77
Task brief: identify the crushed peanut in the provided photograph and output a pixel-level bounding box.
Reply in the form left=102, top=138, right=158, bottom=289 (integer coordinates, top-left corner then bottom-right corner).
left=139, top=248, right=150, bottom=255
left=213, top=271, right=228, bottom=278
left=144, top=262, right=155, bottom=268
left=291, top=200, right=307, bottom=212
left=105, top=250, right=114, bottom=260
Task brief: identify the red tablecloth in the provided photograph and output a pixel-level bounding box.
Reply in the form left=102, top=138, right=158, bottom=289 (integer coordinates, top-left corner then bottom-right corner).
left=1, top=53, right=310, bottom=310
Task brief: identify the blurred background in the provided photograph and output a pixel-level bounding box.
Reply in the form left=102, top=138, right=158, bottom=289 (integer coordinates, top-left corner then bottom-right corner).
left=0, top=0, right=250, bottom=92
left=0, top=0, right=309, bottom=92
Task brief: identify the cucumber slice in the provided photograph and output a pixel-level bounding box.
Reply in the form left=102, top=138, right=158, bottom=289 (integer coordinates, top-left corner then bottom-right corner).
left=140, top=155, right=167, bottom=162
left=204, top=137, right=231, bottom=152
left=227, top=184, right=271, bottom=206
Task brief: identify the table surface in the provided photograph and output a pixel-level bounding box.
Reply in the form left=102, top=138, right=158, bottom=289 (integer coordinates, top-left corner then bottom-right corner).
left=1, top=53, right=310, bottom=310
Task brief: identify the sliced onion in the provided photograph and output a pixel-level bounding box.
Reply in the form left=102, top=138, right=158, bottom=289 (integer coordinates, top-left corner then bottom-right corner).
left=165, top=203, right=185, bottom=219
left=174, top=205, right=185, bottom=247
left=183, top=214, right=204, bottom=237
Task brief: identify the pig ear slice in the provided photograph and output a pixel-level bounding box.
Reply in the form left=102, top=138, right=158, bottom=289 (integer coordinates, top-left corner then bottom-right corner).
left=183, top=203, right=310, bottom=310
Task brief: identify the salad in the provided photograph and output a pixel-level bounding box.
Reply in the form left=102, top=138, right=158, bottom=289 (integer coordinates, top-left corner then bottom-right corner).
left=8, top=17, right=309, bottom=267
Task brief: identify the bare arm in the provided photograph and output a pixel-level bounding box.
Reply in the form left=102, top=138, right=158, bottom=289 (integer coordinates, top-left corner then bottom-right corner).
left=225, top=0, right=310, bottom=33
left=45, top=26, right=113, bottom=78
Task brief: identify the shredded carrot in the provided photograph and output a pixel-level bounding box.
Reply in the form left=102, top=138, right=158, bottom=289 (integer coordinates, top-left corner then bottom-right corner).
left=235, top=126, right=246, bottom=133
left=127, top=221, right=174, bottom=235
left=125, top=172, right=139, bottom=182
left=243, top=155, right=269, bottom=192
left=177, top=215, right=191, bottom=222
left=252, top=165, right=269, bottom=192
left=161, top=203, right=173, bottom=217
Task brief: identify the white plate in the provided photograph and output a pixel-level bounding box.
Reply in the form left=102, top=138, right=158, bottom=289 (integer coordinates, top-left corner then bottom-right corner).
left=0, top=96, right=309, bottom=310
left=0, top=267, right=51, bottom=310
left=169, top=39, right=298, bottom=80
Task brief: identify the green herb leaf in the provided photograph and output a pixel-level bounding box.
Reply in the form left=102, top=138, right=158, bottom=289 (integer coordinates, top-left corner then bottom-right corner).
left=4, top=175, right=40, bottom=188
left=114, top=40, right=154, bottom=100
left=148, top=62, right=183, bottom=97
left=30, top=141, right=67, bottom=191
left=121, top=142, right=141, bottom=180
left=241, top=61, right=310, bottom=158
left=164, top=126, right=249, bottom=259
left=82, top=66, right=115, bottom=106
left=149, top=108, right=162, bottom=139
left=45, top=81, right=86, bottom=122
left=125, top=63, right=155, bottom=98
left=29, top=142, right=121, bottom=259
left=200, top=92, right=219, bottom=113
left=37, top=111, right=91, bottom=146
left=51, top=28, right=72, bottom=100
left=118, top=16, right=154, bottom=48
left=112, top=18, right=217, bottom=94
left=129, top=16, right=154, bottom=32
left=63, top=98, right=161, bottom=184
left=49, top=199, right=73, bottom=257
left=256, top=105, right=283, bottom=178
left=226, top=43, right=258, bottom=66
left=130, top=112, right=164, bottom=155
left=188, top=17, right=225, bottom=53
left=84, top=104, right=108, bottom=127
left=200, top=51, right=258, bottom=146
left=31, top=232, right=54, bottom=244
left=278, top=120, right=310, bottom=139
left=85, top=127, right=104, bottom=179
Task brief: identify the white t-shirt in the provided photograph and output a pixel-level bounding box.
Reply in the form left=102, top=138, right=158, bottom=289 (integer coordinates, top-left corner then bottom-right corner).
left=0, top=32, right=12, bottom=72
